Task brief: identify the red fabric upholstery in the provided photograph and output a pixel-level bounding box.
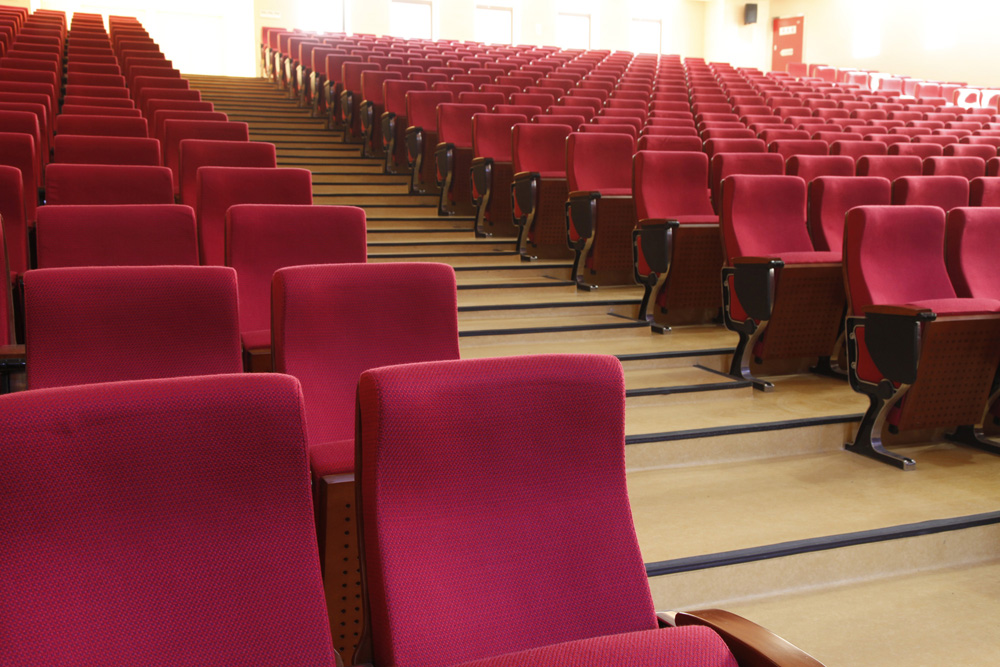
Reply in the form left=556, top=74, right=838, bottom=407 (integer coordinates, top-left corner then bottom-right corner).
left=0, top=205, right=10, bottom=345
left=405, top=90, right=454, bottom=130
left=721, top=174, right=813, bottom=261
left=891, top=175, right=970, bottom=210
left=844, top=206, right=959, bottom=314
left=151, top=110, right=228, bottom=144
left=567, top=131, right=636, bottom=193
left=472, top=113, right=526, bottom=160
left=0, top=373, right=337, bottom=666
left=178, top=139, right=276, bottom=208
left=785, top=154, right=854, bottom=182
left=35, top=204, right=198, bottom=268
left=195, top=166, right=312, bottom=266
left=51, top=134, right=160, bottom=165
left=0, top=131, right=37, bottom=222
left=768, top=139, right=828, bottom=159
left=163, top=119, right=249, bottom=193
left=889, top=142, right=943, bottom=158
left=946, top=207, right=1000, bottom=299
left=44, top=164, right=173, bottom=205
left=923, top=156, right=987, bottom=180
left=512, top=122, right=573, bottom=176
left=357, top=355, right=663, bottom=667
left=273, top=262, right=459, bottom=474
left=137, top=88, right=201, bottom=117
left=907, top=297, right=1000, bottom=315
left=225, top=204, right=367, bottom=346
left=383, top=79, right=426, bottom=116
left=0, top=109, right=43, bottom=181
left=633, top=150, right=716, bottom=222
left=437, top=103, right=488, bottom=147
left=0, top=164, right=27, bottom=277
left=808, top=176, right=892, bottom=252
left=360, top=70, right=401, bottom=104
left=830, top=140, right=888, bottom=161
left=145, top=98, right=214, bottom=119
left=55, top=113, right=148, bottom=137
left=24, top=266, right=243, bottom=389
left=970, top=177, right=1000, bottom=206
left=453, top=627, right=737, bottom=667
left=856, top=155, right=923, bottom=181
left=709, top=152, right=784, bottom=210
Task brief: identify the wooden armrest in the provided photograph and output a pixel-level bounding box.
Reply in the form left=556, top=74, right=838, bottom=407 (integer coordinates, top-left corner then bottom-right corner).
left=863, top=304, right=935, bottom=319
left=638, top=217, right=680, bottom=227
left=0, top=344, right=25, bottom=361
left=568, top=190, right=601, bottom=200
left=661, top=609, right=825, bottom=667
left=733, top=256, right=783, bottom=266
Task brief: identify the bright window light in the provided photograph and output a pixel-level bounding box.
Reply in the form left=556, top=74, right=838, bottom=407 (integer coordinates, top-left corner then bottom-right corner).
left=315, top=0, right=345, bottom=33
left=475, top=6, right=513, bottom=45
left=631, top=18, right=662, bottom=55
left=390, top=0, right=433, bottom=40
left=851, top=1, right=882, bottom=59
left=556, top=13, right=591, bottom=50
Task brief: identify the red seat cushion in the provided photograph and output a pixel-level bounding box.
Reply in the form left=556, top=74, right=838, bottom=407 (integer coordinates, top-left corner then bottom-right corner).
left=308, top=438, right=355, bottom=478
left=453, top=626, right=738, bottom=667
left=241, top=328, right=270, bottom=351
left=906, top=298, right=1000, bottom=315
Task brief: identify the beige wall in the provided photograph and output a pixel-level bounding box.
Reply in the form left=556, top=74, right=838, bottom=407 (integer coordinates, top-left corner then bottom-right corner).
left=770, top=0, right=1000, bottom=88
left=704, top=0, right=770, bottom=71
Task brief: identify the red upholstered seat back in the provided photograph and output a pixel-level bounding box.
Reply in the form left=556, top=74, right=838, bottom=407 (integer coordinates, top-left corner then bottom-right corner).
left=830, top=140, right=888, bottom=161
left=844, top=205, right=957, bottom=315
left=970, top=177, right=1000, bottom=206
left=633, top=150, right=715, bottom=220
left=808, top=176, right=892, bottom=252
left=768, top=139, right=828, bottom=159
left=703, top=137, right=766, bottom=157
left=709, top=151, right=784, bottom=210
left=512, top=122, right=572, bottom=175
left=325, top=53, right=362, bottom=85
left=44, top=164, right=173, bottom=205
left=55, top=113, right=148, bottom=137
left=0, top=206, right=11, bottom=345
left=178, top=139, right=276, bottom=208
left=272, top=262, right=459, bottom=447
left=195, top=166, right=312, bottom=266
left=721, top=174, right=812, bottom=261
left=0, top=373, right=337, bottom=666
left=151, top=110, right=228, bottom=144
left=923, top=156, right=987, bottom=180
left=0, top=131, right=38, bottom=222
left=163, top=120, right=249, bottom=193
left=382, top=79, right=426, bottom=115
left=0, top=164, right=27, bottom=278
left=226, top=204, right=367, bottom=338
left=946, top=207, right=1000, bottom=300
left=405, top=90, right=454, bottom=130
left=24, top=266, right=243, bottom=389
left=856, top=155, right=923, bottom=181
left=342, top=61, right=380, bottom=92
left=891, top=175, right=970, bottom=210
left=137, top=87, right=201, bottom=116
left=472, top=113, right=526, bottom=161
left=436, top=103, right=488, bottom=147
left=360, top=70, right=400, bottom=104
left=566, top=131, right=636, bottom=192
left=357, top=355, right=657, bottom=667
left=51, top=135, right=161, bottom=165
left=785, top=154, right=855, bottom=182
left=35, top=204, right=199, bottom=268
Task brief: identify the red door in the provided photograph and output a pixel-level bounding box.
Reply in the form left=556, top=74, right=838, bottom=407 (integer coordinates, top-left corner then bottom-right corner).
left=772, top=16, right=804, bottom=73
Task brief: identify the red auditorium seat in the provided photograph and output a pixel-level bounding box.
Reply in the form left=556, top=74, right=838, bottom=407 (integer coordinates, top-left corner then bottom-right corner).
left=195, top=166, right=313, bottom=266
left=830, top=140, right=888, bottom=162
left=842, top=206, right=1000, bottom=469
left=0, top=373, right=337, bottom=665
left=0, top=191, right=12, bottom=350
left=59, top=104, right=141, bottom=117
left=272, top=261, right=460, bottom=663
left=339, top=61, right=380, bottom=143
left=0, top=165, right=27, bottom=278
left=703, top=137, right=766, bottom=159
left=511, top=122, right=575, bottom=260
left=177, top=138, right=277, bottom=208
left=226, top=204, right=367, bottom=371
left=632, top=150, right=721, bottom=330
left=709, top=152, right=785, bottom=211
left=433, top=102, right=488, bottom=216
left=785, top=154, right=854, bottom=183
left=162, top=119, right=250, bottom=194
left=0, top=109, right=43, bottom=178
left=34, top=204, right=198, bottom=268
left=353, top=353, right=822, bottom=667
left=0, top=131, right=39, bottom=222
left=358, top=69, right=401, bottom=158
left=637, top=135, right=703, bottom=151
left=51, top=135, right=161, bottom=165
left=137, top=87, right=201, bottom=117
left=23, top=266, right=242, bottom=389
left=808, top=176, right=892, bottom=252
left=44, top=164, right=173, bottom=205
left=923, top=155, right=987, bottom=180
left=403, top=90, right=454, bottom=194
left=720, top=174, right=845, bottom=390
left=891, top=175, right=970, bottom=210
left=379, top=79, right=426, bottom=175
left=470, top=112, right=527, bottom=238
left=565, top=131, right=637, bottom=288
left=970, top=177, right=1000, bottom=206
left=856, top=154, right=923, bottom=181
left=151, top=110, right=228, bottom=144
left=55, top=113, right=148, bottom=138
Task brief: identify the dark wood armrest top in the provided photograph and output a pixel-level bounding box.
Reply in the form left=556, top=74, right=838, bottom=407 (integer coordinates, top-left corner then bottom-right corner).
left=0, top=344, right=25, bottom=361
left=863, top=304, right=935, bottom=318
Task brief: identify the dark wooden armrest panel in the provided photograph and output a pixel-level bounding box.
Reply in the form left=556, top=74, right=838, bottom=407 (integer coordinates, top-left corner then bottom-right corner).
left=863, top=304, right=935, bottom=319
left=665, top=609, right=825, bottom=667
left=0, top=344, right=25, bottom=361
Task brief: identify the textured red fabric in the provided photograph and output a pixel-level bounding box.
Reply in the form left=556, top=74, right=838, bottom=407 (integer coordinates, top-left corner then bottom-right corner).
left=360, top=70, right=402, bottom=104
left=844, top=206, right=959, bottom=314
left=51, top=135, right=161, bottom=165
left=0, top=208, right=11, bottom=345
left=383, top=80, right=427, bottom=115
left=177, top=139, right=276, bottom=208
left=721, top=174, right=813, bottom=261
left=44, top=164, right=173, bottom=205
left=512, top=122, right=573, bottom=174
left=856, top=155, right=923, bottom=181
left=970, top=177, right=1000, bottom=207
left=357, top=355, right=658, bottom=667
left=452, top=626, right=737, bottom=667
left=0, top=373, right=337, bottom=667
left=0, top=109, right=43, bottom=183
left=923, top=156, right=987, bottom=180
left=308, top=438, right=356, bottom=478
left=709, top=152, right=784, bottom=210
left=273, top=262, right=458, bottom=468
left=55, top=114, right=148, bottom=137
left=163, top=120, right=249, bottom=193
left=567, top=131, right=636, bottom=192
left=195, top=166, right=312, bottom=266
left=145, top=98, right=215, bottom=120
left=0, top=131, right=38, bottom=222
left=0, top=164, right=27, bottom=277
left=472, top=113, right=526, bottom=160
left=225, top=204, right=367, bottom=344
left=437, top=103, right=488, bottom=147
left=808, top=176, right=892, bottom=252
left=633, top=151, right=717, bottom=222
left=892, top=175, right=970, bottom=210
left=946, top=207, right=1000, bottom=299
left=24, top=265, right=243, bottom=389
left=405, top=90, right=454, bottom=130
left=35, top=204, right=198, bottom=268
left=137, top=88, right=202, bottom=117
left=151, top=109, right=228, bottom=144
left=785, top=154, right=855, bottom=182
left=906, top=298, right=1000, bottom=315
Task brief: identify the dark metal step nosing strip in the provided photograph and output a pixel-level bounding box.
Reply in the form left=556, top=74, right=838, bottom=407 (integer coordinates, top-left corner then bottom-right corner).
left=459, top=321, right=649, bottom=337
left=626, top=413, right=863, bottom=445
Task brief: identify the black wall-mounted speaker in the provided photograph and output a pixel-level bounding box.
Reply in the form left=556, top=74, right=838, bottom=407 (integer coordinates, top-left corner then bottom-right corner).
left=745, top=3, right=758, bottom=25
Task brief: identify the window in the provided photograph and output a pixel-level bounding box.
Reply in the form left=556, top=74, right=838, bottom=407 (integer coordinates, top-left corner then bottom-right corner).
left=556, top=13, right=591, bottom=50
left=475, top=5, right=514, bottom=45
left=389, top=0, right=433, bottom=40
left=630, top=18, right=662, bottom=55
left=315, top=0, right=346, bottom=33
